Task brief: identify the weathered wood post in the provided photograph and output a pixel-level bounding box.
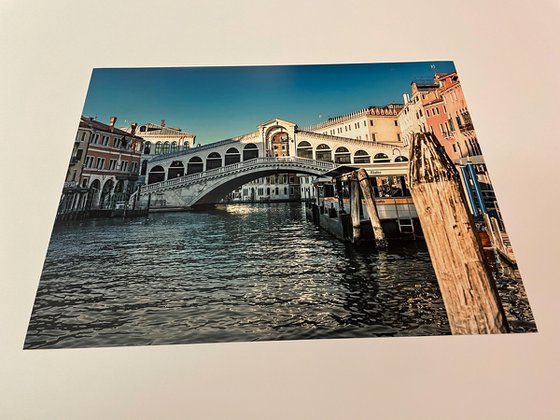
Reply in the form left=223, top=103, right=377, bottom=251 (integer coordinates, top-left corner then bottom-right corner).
left=335, top=177, right=345, bottom=214
left=409, top=132, right=509, bottom=334
left=357, top=168, right=388, bottom=249
left=350, top=173, right=361, bottom=243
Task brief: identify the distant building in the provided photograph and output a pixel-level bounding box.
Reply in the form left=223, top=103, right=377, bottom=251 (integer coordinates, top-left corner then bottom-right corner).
left=121, top=120, right=196, bottom=183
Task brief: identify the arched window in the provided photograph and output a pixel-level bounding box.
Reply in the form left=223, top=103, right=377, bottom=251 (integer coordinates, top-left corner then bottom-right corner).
left=206, top=152, right=222, bottom=170
left=394, top=156, right=409, bottom=162
left=243, top=143, right=259, bottom=160
left=162, top=142, right=170, bottom=154
left=140, top=160, right=148, bottom=175
left=334, top=147, right=351, bottom=164
left=225, top=147, right=241, bottom=165
left=373, top=153, right=390, bottom=163
left=183, top=141, right=190, bottom=149
left=187, top=156, right=203, bottom=174
left=155, top=141, right=162, bottom=154
left=148, top=165, right=165, bottom=184
left=170, top=141, right=178, bottom=153
left=315, top=144, right=332, bottom=162
left=100, top=179, right=114, bottom=209
left=143, top=141, right=152, bottom=155
left=296, top=141, right=313, bottom=159
left=139, top=126, right=146, bottom=133
left=354, top=150, right=371, bottom=164
left=168, top=160, right=184, bottom=178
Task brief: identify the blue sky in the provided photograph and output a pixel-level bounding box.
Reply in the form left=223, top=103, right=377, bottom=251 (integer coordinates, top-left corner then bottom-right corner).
left=82, top=61, right=456, bottom=145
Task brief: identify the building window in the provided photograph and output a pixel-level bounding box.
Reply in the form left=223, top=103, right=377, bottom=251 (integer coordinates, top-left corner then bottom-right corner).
left=96, top=158, right=105, bottom=169
left=122, top=161, right=128, bottom=172
left=370, top=120, right=373, bottom=126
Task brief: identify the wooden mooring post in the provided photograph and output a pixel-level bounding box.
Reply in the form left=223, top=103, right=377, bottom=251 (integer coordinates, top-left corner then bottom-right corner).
left=409, top=132, right=509, bottom=334
left=357, top=168, right=388, bottom=249
left=350, top=173, right=361, bottom=243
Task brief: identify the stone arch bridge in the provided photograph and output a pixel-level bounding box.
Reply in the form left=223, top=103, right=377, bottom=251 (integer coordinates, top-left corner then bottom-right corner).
left=136, top=118, right=409, bottom=209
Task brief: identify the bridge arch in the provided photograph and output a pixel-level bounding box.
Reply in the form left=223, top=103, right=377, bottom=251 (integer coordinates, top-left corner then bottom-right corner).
left=373, top=153, right=390, bottom=163
left=190, top=164, right=331, bottom=206
left=354, top=150, right=371, bottom=164
left=243, top=143, right=259, bottom=160
left=187, top=156, right=203, bottom=174
left=296, top=141, right=313, bottom=159
left=168, top=160, right=185, bottom=178
left=315, top=144, right=332, bottom=162
left=225, top=147, right=241, bottom=165
left=206, top=152, right=222, bottom=170
left=334, top=147, right=351, bottom=164
left=148, top=165, right=166, bottom=184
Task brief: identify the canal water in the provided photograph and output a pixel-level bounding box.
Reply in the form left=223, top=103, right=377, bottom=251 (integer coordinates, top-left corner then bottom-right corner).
left=25, top=202, right=536, bottom=349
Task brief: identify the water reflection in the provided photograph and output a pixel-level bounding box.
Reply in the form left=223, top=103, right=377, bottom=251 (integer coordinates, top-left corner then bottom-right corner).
left=24, top=203, right=534, bottom=349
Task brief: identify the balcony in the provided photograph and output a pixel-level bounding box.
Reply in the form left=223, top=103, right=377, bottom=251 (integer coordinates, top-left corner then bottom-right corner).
left=63, top=181, right=78, bottom=189
left=459, top=122, right=474, bottom=132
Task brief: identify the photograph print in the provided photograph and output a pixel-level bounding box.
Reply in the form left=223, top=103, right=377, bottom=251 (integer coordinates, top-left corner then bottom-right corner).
left=24, top=61, right=536, bottom=349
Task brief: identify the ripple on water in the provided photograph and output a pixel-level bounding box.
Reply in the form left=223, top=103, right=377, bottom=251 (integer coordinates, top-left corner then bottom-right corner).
left=24, top=203, right=535, bottom=349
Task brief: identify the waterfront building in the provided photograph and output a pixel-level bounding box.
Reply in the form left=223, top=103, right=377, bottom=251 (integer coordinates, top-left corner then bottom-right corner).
left=57, top=116, right=144, bottom=217
left=398, top=73, right=499, bottom=221
left=397, top=80, right=440, bottom=147
left=234, top=174, right=315, bottom=203
left=435, top=72, right=481, bottom=159
left=304, top=105, right=403, bottom=145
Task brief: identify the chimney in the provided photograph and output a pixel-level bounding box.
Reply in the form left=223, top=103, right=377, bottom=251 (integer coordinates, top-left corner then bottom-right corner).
left=109, top=116, right=117, bottom=132
left=161, top=119, right=165, bottom=127
left=130, top=123, right=137, bottom=136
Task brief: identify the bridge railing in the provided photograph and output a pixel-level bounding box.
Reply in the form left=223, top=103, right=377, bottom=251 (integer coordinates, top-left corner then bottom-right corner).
left=141, top=156, right=337, bottom=194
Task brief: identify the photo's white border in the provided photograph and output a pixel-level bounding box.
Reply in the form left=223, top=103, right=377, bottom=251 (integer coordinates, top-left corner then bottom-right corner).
left=1, top=1, right=558, bottom=418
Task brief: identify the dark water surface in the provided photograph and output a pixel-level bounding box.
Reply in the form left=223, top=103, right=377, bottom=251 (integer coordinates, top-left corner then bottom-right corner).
left=25, top=203, right=535, bottom=349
